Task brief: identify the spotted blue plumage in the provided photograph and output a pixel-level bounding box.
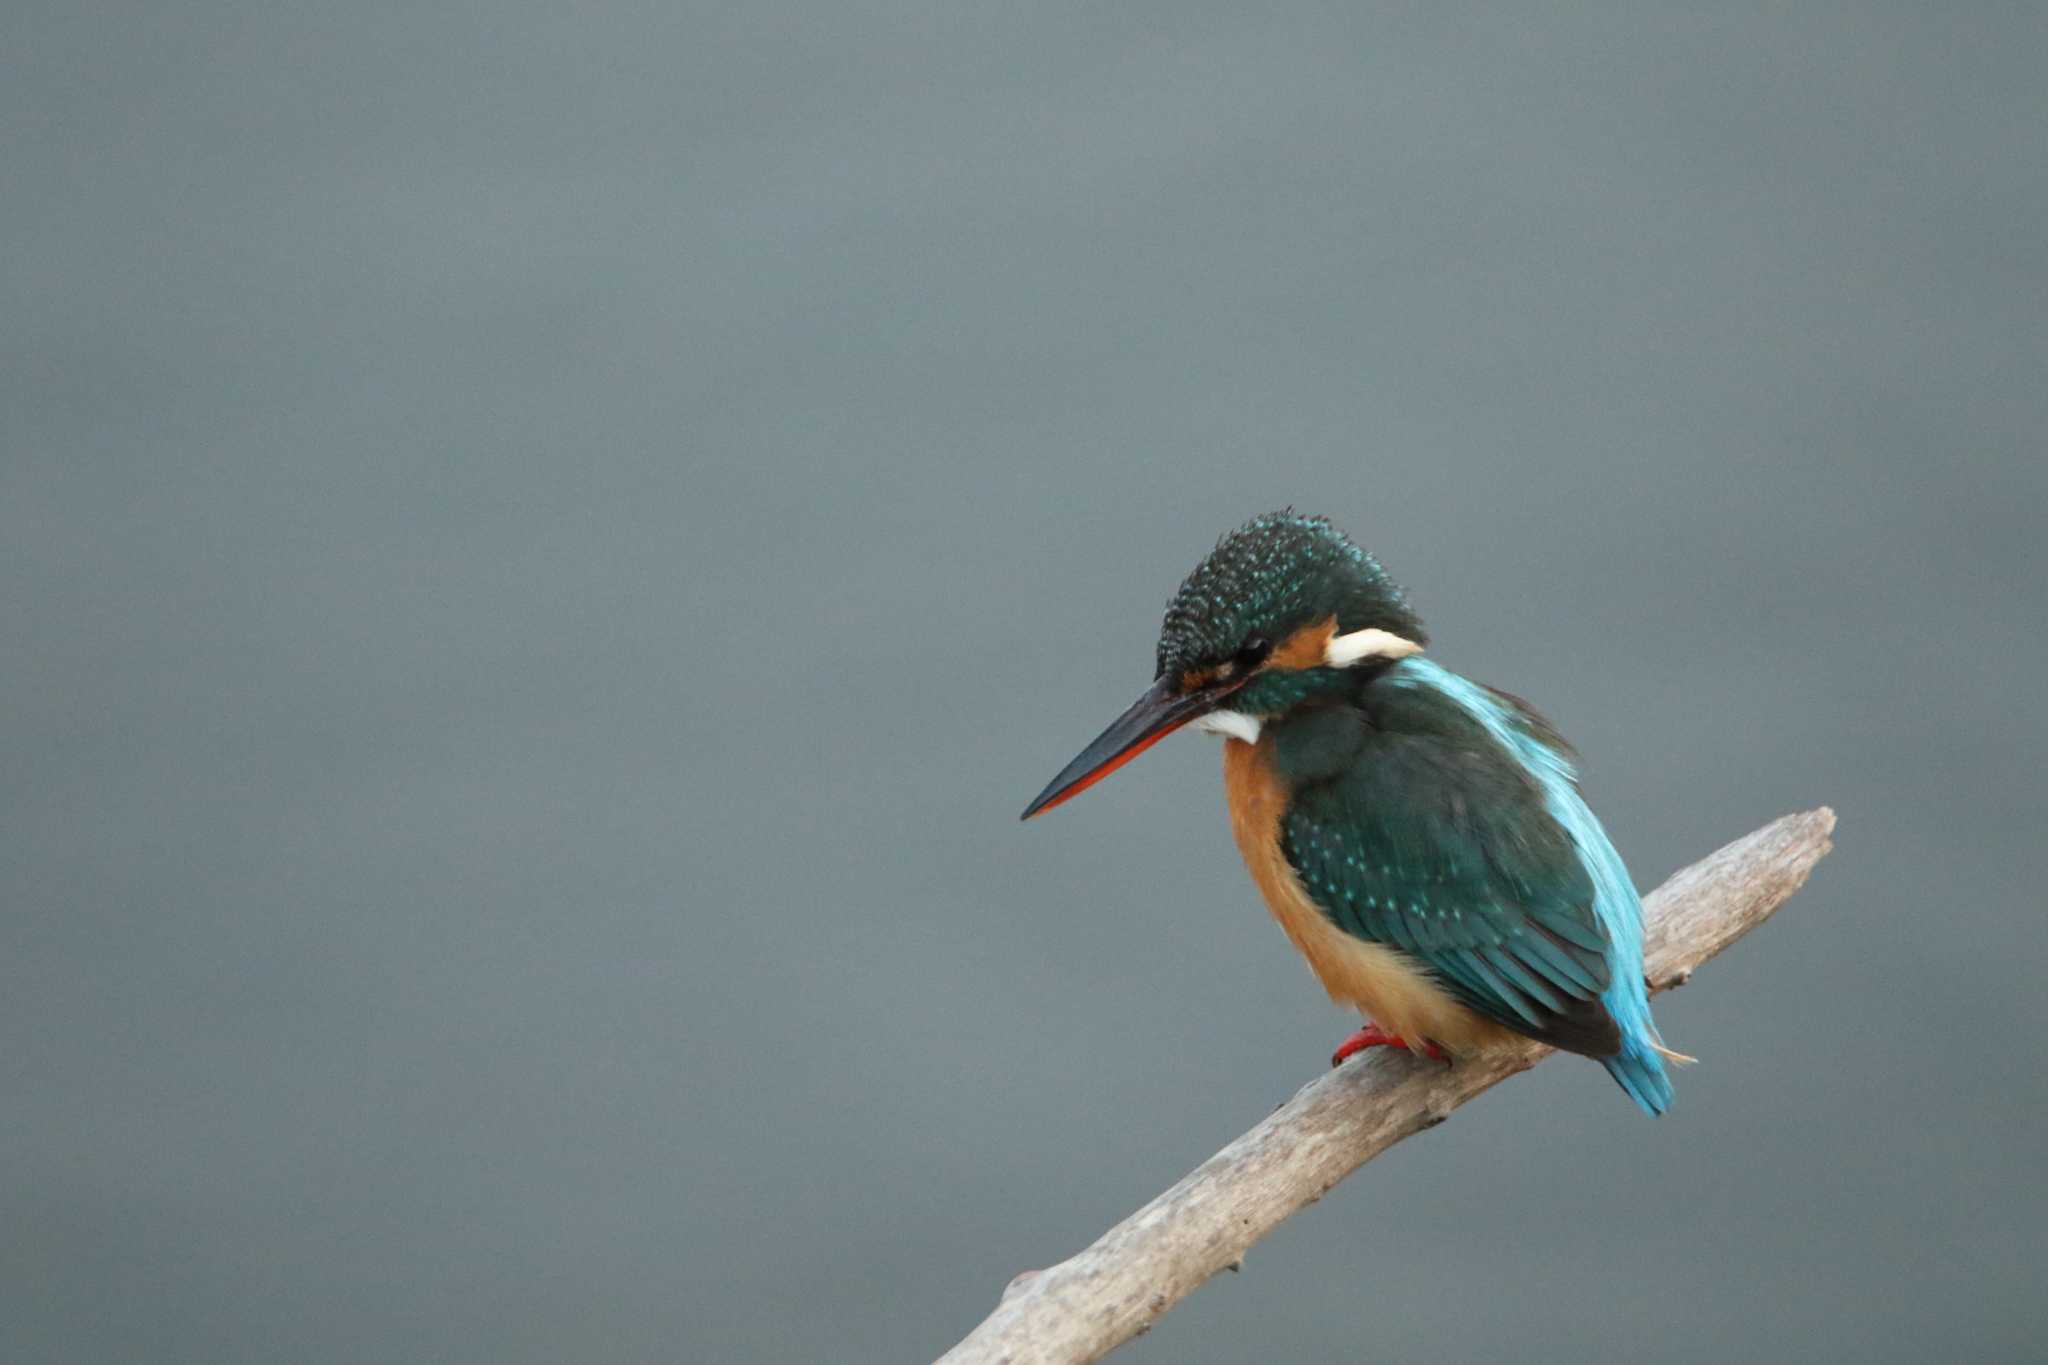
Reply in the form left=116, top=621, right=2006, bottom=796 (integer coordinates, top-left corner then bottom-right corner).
left=1385, top=659, right=1674, bottom=1114
left=1157, top=512, right=1426, bottom=680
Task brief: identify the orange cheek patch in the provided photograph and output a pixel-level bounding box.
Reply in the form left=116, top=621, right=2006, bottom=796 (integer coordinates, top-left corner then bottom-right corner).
left=1266, top=616, right=1339, bottom=671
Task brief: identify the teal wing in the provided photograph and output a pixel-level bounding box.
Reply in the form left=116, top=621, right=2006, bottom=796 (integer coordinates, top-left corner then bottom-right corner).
left=1274, top=700, right=1623, bottom=1057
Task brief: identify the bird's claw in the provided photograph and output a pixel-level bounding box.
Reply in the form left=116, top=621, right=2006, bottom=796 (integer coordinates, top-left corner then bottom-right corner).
left=1331, top=1024, right=1450, bottom=1068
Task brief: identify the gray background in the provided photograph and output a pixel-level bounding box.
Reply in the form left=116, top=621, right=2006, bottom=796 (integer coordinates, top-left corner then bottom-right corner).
left=7, top=3, right=2044, bottom=1362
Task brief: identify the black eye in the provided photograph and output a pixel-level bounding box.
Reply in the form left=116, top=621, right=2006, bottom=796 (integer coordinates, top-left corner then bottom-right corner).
left=1235, top=636, right=1272, bottom=668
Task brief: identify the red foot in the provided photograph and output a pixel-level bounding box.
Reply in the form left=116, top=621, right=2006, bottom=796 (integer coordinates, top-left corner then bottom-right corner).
left=1331, top=1024, right=1449, bottom=1068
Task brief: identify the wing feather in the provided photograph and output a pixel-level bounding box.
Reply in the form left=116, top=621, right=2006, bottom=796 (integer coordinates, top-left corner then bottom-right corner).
left=1278, top=696, right=1623, bottom=1057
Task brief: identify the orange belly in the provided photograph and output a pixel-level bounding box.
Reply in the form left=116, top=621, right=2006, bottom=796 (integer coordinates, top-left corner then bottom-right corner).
left=1220, top=734, right=1516, bottom=1055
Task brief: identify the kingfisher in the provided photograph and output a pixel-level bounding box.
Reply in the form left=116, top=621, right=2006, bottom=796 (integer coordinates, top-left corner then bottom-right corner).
left=1021, top=511, right=1685, bottom=1114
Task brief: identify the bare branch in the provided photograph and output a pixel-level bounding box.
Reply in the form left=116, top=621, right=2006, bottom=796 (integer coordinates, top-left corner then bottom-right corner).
left=938, top=808, right=1836, bottom=1365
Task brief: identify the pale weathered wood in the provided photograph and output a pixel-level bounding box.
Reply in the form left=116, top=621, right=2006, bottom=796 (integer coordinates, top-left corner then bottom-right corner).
left=937, top=808, right=1836, bottom=1365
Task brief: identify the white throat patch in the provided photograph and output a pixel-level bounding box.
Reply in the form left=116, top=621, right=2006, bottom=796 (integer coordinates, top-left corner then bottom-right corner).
left=1194, top=709, right=1263, bottom=744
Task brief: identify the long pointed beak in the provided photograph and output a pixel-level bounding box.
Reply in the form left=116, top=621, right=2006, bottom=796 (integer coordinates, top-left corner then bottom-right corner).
left=1020, top=676, right=1238, bottom=820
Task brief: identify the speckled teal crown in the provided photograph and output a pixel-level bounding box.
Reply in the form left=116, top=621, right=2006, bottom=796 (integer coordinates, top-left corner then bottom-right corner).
left=1154, top=511, right=1426, bottom=677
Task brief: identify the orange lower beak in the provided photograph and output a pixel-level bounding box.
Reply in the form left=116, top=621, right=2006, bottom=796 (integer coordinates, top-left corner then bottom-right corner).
left=1020, top=676, right=1240, bottom=819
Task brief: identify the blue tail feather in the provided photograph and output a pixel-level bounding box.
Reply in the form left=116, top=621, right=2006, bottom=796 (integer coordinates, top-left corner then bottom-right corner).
left=1603, top=1039, right=1674, bottom=1117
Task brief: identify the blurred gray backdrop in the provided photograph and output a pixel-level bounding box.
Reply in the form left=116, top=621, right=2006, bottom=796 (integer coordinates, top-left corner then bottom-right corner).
left=6, top=3, right=2045, bottom=1362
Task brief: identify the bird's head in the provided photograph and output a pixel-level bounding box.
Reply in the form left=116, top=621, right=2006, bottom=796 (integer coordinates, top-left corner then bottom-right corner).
left=1021, top=511, right=1427, bottom=819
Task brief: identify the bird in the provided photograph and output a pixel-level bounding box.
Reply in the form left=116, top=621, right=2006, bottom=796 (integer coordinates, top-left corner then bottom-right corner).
left=1021, top=511, right=1686, bottom=1114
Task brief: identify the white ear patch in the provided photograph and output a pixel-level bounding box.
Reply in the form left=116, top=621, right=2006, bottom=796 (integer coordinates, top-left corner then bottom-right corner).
left=1324, top=628, right=1424, bottom=668
left=1194, top=710, right=1263, bottom=743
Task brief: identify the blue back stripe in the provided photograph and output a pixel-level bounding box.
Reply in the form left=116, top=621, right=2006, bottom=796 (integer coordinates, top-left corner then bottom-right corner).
left=1387, top=659, right=1674, bottom=1114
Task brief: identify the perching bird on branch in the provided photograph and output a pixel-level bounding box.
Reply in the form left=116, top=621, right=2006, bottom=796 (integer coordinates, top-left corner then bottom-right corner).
left=1022, top=511, right=1687, bottom=1114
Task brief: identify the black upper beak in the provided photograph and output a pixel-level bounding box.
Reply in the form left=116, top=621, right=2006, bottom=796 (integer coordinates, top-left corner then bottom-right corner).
left=1020, top=676, right=1239, bottom=820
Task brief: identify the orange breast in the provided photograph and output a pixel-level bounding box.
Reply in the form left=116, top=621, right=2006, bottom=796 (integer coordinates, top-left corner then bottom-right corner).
left=1219, top=735, right=1514, bottom=1055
